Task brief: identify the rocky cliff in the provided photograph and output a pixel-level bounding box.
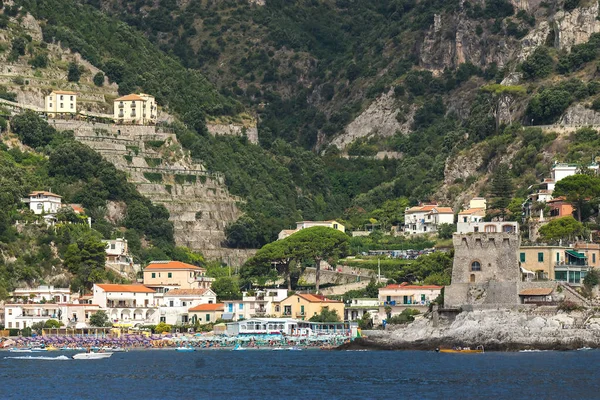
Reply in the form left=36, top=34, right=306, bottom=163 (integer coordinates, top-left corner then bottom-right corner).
left=50, top=120, right=256, bottom=265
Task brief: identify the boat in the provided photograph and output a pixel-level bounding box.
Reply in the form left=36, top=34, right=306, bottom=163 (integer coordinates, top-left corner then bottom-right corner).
left=103, top=346, right=128, bottom=353
left=175, top=347, right=196, bottom=352
left=232, top=344, right=246, bottom=351
left=437, top=345, right=484, bottom=354
left=45, top=345, right=58, bottom=351
left=287, top=346, right=302, bottom=351
left=72, top=352, right=113, bottom=360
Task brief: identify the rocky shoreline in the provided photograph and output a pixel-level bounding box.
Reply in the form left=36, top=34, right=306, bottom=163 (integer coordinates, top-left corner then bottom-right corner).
left=340, top=309, right=600, bottom=351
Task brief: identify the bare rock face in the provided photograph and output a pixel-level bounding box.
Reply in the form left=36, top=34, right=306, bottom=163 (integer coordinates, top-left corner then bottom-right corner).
left=559, top=103, right=600, bottom=125
left=206, top=123, right=259, bottom=145
left=555, top=3, right=600, bottom=52
left=19, top=13, right=43, bottom=42
left=106, top=201, right=127, bottom=224
left=443, top=145, right=486, bottom=186
left=330, top=89, right=414, bottom=151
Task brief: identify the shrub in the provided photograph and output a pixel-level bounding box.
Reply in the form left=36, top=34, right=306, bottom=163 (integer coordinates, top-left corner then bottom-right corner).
left=29, top=53, right=49, bottom=68
left=93, top=71, right=104, bottom=86
left=521, top=47, right=553, bottom=80
left=387, top=308, right=420, bottom=324
left=67, top=61, right=83, bottom=82
left=558, top=300, right=582, bottom=312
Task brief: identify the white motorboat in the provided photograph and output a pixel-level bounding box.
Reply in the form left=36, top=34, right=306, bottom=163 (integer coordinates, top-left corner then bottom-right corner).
left=175, top=347, right=196, bottom=352
left=102, top=347, right=128, bottom=352
left=72, top=352, right=113, bottom=360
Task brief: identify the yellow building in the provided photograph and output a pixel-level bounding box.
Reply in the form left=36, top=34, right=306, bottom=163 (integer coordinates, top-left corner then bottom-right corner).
left=188, top=303, right=224, bottom=324
left=273, top=293, right=344, bottom=321
left=114, top=93, right=157, bottom=125
left=143, top=261, right=212, bottom=291
left=45, top=90, right=77, bottom=117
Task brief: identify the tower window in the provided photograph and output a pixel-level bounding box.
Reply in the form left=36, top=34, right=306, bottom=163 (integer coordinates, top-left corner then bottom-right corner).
left=471, top=261, right=481, bottom=271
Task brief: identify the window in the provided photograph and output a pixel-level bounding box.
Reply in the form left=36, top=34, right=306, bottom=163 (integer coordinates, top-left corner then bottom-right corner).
left=239, top=304, right=243, bottom=310
left=152, top=273, right=156, bottom=278
left=60, top=95, right=64, bottom=100
left=471, top=261, right=481, bottom=271
left=8, top=322, right=12, bottom=328
left=275, top=305, right=280, bottom=312
left=16, top=322, right=19, bottom=328
left=37, top=203, right=43, bottom=209
left=70, top=103, right=74, bottom=109
left=70, top=96, right=73, bottom=100
left=470, top=274, right=475, bottom=283
left=168, top=273, right=172, bottom=278
left=49, top=103, right=52, bottom=108
left=111, top=244, right=116, bottom=249
left=538, top=253, right=544, bottom=262
left=60, top=103, right=63, bottom=108
left=594, top=254, right=597, bottom=263
left=169, top=301, right=174, bottom=307
left=8, top=309, right=12, bottom=315
left=206, top=314, right=211, bottom=322
left=300, top=305, right=305, bottom=315
left=520, top=253, right=526, bottom=263
left=333, top=224, right=338, bottom=229
left=463, top=217, right=467, bottom=223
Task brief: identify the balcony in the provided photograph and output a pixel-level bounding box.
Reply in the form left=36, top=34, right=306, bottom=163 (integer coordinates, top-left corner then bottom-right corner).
left=107, top=301, right=156, bottom=308
left=130, top=113, right=137, bottom=118
left=118, top=112, right=124, bottom=118
left=118, top=103, right=124, bottom=108
left=295, top=312, right=305, bottom=318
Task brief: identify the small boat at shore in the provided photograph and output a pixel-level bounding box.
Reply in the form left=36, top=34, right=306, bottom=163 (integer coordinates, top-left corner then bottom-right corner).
left=175, top=347, right=195, bottom=352
left=437, top=345, right=484, bottom=354
left=72, top=352, right=113, bottom=360
left=232, top=344, right=246, bottom=351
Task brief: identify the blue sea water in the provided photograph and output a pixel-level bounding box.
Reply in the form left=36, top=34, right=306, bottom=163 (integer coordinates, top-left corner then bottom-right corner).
left=1, top=349, right=599, bottom=399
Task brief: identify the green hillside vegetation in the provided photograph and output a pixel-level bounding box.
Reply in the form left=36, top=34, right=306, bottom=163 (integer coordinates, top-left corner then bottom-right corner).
left=0, top=111, right=205, bottom=297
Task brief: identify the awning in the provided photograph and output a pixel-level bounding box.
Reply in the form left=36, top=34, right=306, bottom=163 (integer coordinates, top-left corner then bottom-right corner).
left=221, top=313, right=234, bottom=320
left=520, top=267, right=535, bottom=276
left=519, top=288, right=553, bottom=296
left=566, top=249, right=586, bottom=259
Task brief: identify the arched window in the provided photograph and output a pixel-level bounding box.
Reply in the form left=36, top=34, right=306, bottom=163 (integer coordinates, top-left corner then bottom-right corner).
left=485, top=225, right=497, bottom=233
left=471, top=261, right=481, bottom=271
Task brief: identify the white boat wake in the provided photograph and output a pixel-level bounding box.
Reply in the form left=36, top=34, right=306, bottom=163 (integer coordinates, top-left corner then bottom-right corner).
left=4, top=355, right=70, bottom=360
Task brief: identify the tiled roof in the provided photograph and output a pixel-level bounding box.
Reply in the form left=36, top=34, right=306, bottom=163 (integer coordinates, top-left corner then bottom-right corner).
left=67, top=204, right=85, bottom=214
left=188, top=303, right=224, bottom=312
left=164, top=289, right=210, bottom=296
left=382, top=282, right=443, bottom=290
left=296, top=294, right=343, bottom=303
left=458, top=208, right=485, bottom=215
left=30, top=191, right=62, bottom=198
left=145, top=261, right=205, bottom=271
left=96, top=284, right=155, bottom=293
left=432, top=207, right=453, bottom=213
left=115, top=94, right=143, bottom=101
left=519, top=288, right=553, bottom=296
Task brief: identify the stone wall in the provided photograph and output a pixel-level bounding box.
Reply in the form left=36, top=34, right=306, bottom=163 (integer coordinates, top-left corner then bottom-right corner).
left=206, top=123, right=259, bottom=145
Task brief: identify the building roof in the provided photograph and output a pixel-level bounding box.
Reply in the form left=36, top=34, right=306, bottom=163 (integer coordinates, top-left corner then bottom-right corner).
left=96, top=284, right=155, bottom=293
left=29, top=191, right=62, bottom=198
left=458, top=208, right=485, bottom=215
left=431, top=207, right=453, bottom=213
left=188, top=303, right=224, bottom=312
left=406, top=204, right=448, bottom=213
left=519, top=288, right=553, bottom=296
left=145, top=261, right=205, bottom=271
left=52, top=90, right=77, bottom=95
left=115, top=94, right=144, bottom=101
left=163, top=289, right=210, bottom=296
left=295, top=293, right=343, bottom=303
left=67, top=204, right=85, bottom=214
left=279, top=229, right=297, bottom=235
left=381, top=282, right=443, bottom=290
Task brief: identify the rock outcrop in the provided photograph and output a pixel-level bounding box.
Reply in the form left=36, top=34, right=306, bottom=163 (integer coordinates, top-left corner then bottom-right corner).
left=351, top=309, right=600, bottom=351
left=206, top=123, right=259, bottom=145
left=559, top=103, right=600, bottom=126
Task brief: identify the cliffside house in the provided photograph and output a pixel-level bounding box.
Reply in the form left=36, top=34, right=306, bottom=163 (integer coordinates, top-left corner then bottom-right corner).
left=159, top=288, right=217, bottom=325
left=11, top=285, right=71, bottom=303
left=114, top=93, right=157, bottom=125
left=103, top=238, right=139, bottom=276
left=345, top=298, right=380, bottom=324
left=188, top=303, right=224, bottom=324
left=92, top=284, right=159, bottom=326
left=403, top=204, right=454, bottom=235
left=45, top=90, right=77, bottom=117
left=378, top=283, right=442, bottom=318
left=278, top=220, right=345, bottom=240
left=273, top=293, right=344, bottom=321
left=23, top=191, right=62, bottom=215
left=142, top=261, right=214, bottom=299
left=457, top=208, right=486, bottom=233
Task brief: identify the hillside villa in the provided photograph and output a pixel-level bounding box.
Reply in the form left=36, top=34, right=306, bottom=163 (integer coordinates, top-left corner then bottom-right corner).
left=45, top=90, right=77, bottom=117
left=403, top=204, right=454, bottom=234
left=159, top=288, right=217, bottom=325
left=114, top=93, right=157, bottom=125
left=142, top=261, right=214, bottom=298
left=92, top=283, right=159, bottom=326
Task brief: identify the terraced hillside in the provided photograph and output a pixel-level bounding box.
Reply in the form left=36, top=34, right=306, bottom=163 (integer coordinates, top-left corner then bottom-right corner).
left=50, top=120, right=256, bottom=265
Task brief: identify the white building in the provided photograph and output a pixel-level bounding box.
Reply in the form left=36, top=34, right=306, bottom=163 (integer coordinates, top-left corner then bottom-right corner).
left=159, top=288, right=217, bottom=325
left=378, top=282, right=443, bottom=319
left=456, top=208, right=486, bottom=234
left=404, top=205, right=454, bottom=234
left=3, top=303, right=101, bottom=330
left=345, top=298, right=380, bottom=325
left=241, top=288, right=288, bottom=319
left=103, top=238, right=139, bottom=276
left=225, top=318, right=299, bottom=336
left=24, top=191, right=62, bottom=215
left=114, top=93, right=157, bottom=125
left=222, top=300, right=245, bottom=321
left=278, top=220, right=345, bottom=240
left=92, top=284, right=159, bottom=326
left=12, top=286, right=71, bottom=303
left=45, top=90, right=77, bottom=117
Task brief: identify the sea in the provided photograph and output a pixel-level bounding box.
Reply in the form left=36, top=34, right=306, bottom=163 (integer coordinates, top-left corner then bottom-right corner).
left=1, top=349, right=599, bottom=399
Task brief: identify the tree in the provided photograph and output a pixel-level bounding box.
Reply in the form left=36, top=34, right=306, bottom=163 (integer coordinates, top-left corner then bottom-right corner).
left=538, top=216, right=586, bottom=242
left=520, top=47, right=553, bottom=80
left=93, top=72, right=105, bottom=86
left=309, top=306, right=341, bottom=322
left=358, top=312, right=373, bottom=330
left=154, top=321, right=172, bottom=333
left=481, top=84, right=526, bottom=132
left=44, top=319, right=63, bottom=328
left=489, top=164, right=513, bottom=215
left=291, top=227, right=349, bottom=293
left=437, top=223, right=455, bottom=240
left=11, top=110, right=56, bottom=148
left=63, top=231, right=107, bottom=289
left=211, top=276, right=241, bottom=300
left=67, top=62, right=83, bottom=82
left=244, top=240, right=297, bottom=290
left=553, top=174, right=600, bottom=221
left=89, top=310, right=111, bottom=327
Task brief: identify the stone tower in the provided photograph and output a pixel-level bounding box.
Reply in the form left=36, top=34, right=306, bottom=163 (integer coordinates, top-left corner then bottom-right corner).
left=444, top=231, right=521, bottom=308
